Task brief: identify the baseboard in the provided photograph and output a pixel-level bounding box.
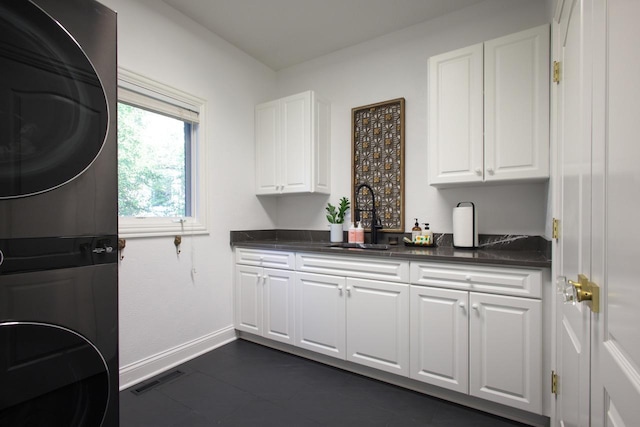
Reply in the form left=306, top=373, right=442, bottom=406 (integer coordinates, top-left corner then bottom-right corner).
left=119, top=326, right=237, bottom=391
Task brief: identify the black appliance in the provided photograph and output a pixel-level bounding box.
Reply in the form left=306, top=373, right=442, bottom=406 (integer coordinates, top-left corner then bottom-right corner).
left=0, top=0, right=118, bottom=425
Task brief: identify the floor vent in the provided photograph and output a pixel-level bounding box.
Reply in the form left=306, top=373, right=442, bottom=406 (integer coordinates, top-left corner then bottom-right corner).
left=131, top=370, right=185, bottom=395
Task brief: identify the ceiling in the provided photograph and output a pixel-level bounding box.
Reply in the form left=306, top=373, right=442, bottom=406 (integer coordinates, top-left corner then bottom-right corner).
left=161, top=0, right=486, bottom=70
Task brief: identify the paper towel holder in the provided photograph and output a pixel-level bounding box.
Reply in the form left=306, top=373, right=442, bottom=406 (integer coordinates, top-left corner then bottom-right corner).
left=453, top=201, right=477, bottom=249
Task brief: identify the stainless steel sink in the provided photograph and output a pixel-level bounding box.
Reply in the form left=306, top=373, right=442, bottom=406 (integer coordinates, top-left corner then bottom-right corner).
left=326, top=242, right=391, bottom=250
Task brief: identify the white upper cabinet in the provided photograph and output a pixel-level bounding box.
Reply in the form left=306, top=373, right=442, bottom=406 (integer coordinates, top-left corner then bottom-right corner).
left=429, top=43, right=484, bottom=185
left=255, top=90, right=330, bottom=195
left=429, top=25, right=550, bottom=186
left=484, top=25, right=550, bottom=182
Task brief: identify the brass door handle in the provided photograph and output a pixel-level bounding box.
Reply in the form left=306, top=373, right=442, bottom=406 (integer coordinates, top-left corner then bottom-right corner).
left=568, top=274, right=600, bottom=313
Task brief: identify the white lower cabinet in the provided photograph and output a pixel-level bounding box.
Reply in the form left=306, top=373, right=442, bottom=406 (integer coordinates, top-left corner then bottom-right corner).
left=468, top=292, right=541, bottom=413
left=295, top=272, right=346, bottom=358
left=236, top=248, right=546, bottom=416
left=235, top=265, right=296, bottom=345
left=235, top=249, right=296, bottom=345
left=410, top=286, right=469, bottom=394
left=346, top=277, right=409, bottom=376
left=295, top=272, right=409, bottom=376
left=410, top=284, right=542, bottom=414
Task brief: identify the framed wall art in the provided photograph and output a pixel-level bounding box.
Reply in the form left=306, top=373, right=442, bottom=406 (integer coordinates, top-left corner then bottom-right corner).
left=351, top=98, right=405, bottom=233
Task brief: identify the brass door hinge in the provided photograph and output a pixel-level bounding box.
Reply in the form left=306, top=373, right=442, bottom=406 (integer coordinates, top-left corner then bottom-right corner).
left=552, top=371, right=558, bottom=395
left=552, top=218, right=560, bottom=240
left=553, top=61, right=561, bottom=83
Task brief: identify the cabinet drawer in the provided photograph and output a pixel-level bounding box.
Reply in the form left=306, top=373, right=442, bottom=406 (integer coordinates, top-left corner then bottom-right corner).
left=235, top=248, right=295, bottom=270
left=410, top=262, right=542, bottom=298
left=296, top=253, right=409, bottom=283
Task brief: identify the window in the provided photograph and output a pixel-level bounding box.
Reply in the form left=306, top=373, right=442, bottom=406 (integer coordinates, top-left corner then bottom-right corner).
left=117, top=68, right=207, bottom=237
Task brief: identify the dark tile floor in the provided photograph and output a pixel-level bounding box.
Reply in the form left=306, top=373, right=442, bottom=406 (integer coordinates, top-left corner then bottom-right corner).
left=119, top=339, right=531, bottom=427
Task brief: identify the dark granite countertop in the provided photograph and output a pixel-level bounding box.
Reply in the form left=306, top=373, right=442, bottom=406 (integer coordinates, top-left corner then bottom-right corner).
left=230, top=230, right=551, bottom=269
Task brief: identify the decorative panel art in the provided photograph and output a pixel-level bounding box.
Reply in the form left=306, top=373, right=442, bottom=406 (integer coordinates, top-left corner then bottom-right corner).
left=351, top=98, right=405, bottom=233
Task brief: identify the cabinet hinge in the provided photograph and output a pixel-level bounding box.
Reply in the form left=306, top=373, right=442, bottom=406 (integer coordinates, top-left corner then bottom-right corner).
left=552, top=218, right=560, bottom=240
left=553, top=61, right=561, bottom=83
left=551, top=371, right=558, bottom=395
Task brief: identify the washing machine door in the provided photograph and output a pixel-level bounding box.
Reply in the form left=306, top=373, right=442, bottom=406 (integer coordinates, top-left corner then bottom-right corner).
left=0, top=322, right=110, bottom=426
left=0, top=1, right=108, bottom=199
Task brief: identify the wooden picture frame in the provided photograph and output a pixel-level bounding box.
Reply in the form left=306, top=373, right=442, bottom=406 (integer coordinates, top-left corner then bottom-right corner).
left=351, top=98, right=405, bottom=233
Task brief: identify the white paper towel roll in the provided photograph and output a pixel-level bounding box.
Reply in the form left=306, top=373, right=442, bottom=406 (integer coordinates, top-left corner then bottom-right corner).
left=453, top=205, right=478, bottom=248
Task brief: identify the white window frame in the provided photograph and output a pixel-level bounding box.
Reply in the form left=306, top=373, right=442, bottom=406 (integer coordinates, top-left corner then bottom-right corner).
left=117, top=68, right=208, bottom=238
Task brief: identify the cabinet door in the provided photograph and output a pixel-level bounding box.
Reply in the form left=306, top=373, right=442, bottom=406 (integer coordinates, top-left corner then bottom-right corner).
left=410, top=286, right=468, bottom=393
left=484, top=25, right=549, bottom=182
left=235, top=265, right=263, bottom=335
left=312, top=95, right=331, bottom=194
left=255, top=100, right=280, bottom=194
left=346, top=278, right=409, bottom=376
left=428, top=44, right=484, bottom=186
left=469, top=292, right=542, bottom=413
left=263, top=268, right=295, bottom=345
left=280, top=91, right=311, bottom=193
left=295, top=272, right=346, bottom=359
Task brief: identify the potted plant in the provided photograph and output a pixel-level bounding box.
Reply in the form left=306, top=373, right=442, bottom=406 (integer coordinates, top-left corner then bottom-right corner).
left=326, top=197, right=350, bottom=243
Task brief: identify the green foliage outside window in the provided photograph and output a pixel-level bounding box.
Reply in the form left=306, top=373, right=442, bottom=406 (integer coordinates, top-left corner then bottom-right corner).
left=117, top=103, right=188, bottom=217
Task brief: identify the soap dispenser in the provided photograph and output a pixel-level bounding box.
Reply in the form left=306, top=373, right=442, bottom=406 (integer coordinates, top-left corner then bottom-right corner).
left=422, top=223, right=433, bottom=245
left=348, top=222, right=356, bottom=243
left=411, top=219, right=422, bottom=241
left=355, top=222, right=365, bottom=244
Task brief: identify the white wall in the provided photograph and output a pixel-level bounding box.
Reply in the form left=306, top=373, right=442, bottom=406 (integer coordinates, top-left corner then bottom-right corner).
left=275, top=0, right=551, bottom=237
left=98, top=0, right=276, bottom=382
left=105, top=0, right=553, bottom=385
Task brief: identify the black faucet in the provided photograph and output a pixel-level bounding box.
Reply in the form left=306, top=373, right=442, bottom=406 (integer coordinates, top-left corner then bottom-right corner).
left=354, top=183, right=383, bottom=244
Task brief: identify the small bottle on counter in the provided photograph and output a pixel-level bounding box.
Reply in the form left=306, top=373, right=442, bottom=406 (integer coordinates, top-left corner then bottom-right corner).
left=355, top=221, right=365, bottom=244
left=348, top=222, right=356, bottom=243
left=411, top=218, right=422, bottom=241
left=422, top=223, right=433, bottom=246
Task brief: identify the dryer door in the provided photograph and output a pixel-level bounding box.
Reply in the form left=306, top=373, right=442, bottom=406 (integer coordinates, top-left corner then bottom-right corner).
left=0, top=322, right=110, bottom=426
left=0, top=1, right=108, bottom=199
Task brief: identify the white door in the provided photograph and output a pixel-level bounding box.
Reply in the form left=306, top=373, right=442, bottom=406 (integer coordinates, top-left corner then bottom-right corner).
left=263, top=268, right=295, bottom=345
left=428, top=43, right=484, bottom=185
left=409, top=286, right=468, bottom=394
left=469, top=292, right=542, bottom=413
left=235, top=265, right=263, bottom=335
left=255, top=100, right=279, bottom=194
left=591, top=0, right=640, bottom=424
left=345, top=278, right=409, bottom=376
left=280, top=91, right=311, bottom=193
left=484, top=25, right=550, bottom=182
left=555, top=0, right=593, bottom=425
left=295, top=272, right=346, bottom=359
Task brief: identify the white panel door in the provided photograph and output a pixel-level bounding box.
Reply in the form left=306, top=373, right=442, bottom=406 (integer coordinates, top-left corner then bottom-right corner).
left=235, top=265, right=263, bottom=335
left=281, top=91, right=311, bottom=193
left=255, top=100, right=279, bottom=194
left=469, top=292, right=542, bottom=414
left=484, top=24, right=549, bottom=182
left=263, top=268, right=295, bottom=345
left=555, top=0, right=592, bottom=425
left=410, top=286, right=468, bottom=394
left=428, top=43, right=484, bottom=185
left=345, top=278, right=409, bottom=376
left=592, top=0, right=640, bottom=424
left=313, top=96, right=331, bottom=194
left=295, top=272, right=346, bottom=359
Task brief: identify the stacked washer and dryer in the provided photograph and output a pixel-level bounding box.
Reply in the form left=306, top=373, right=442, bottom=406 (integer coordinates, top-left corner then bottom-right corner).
left=0, top=0, right=119, bottom=425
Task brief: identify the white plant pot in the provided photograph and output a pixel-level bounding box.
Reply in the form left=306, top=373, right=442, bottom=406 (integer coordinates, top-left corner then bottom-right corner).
left=329, top=223, right=344, bottom=243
